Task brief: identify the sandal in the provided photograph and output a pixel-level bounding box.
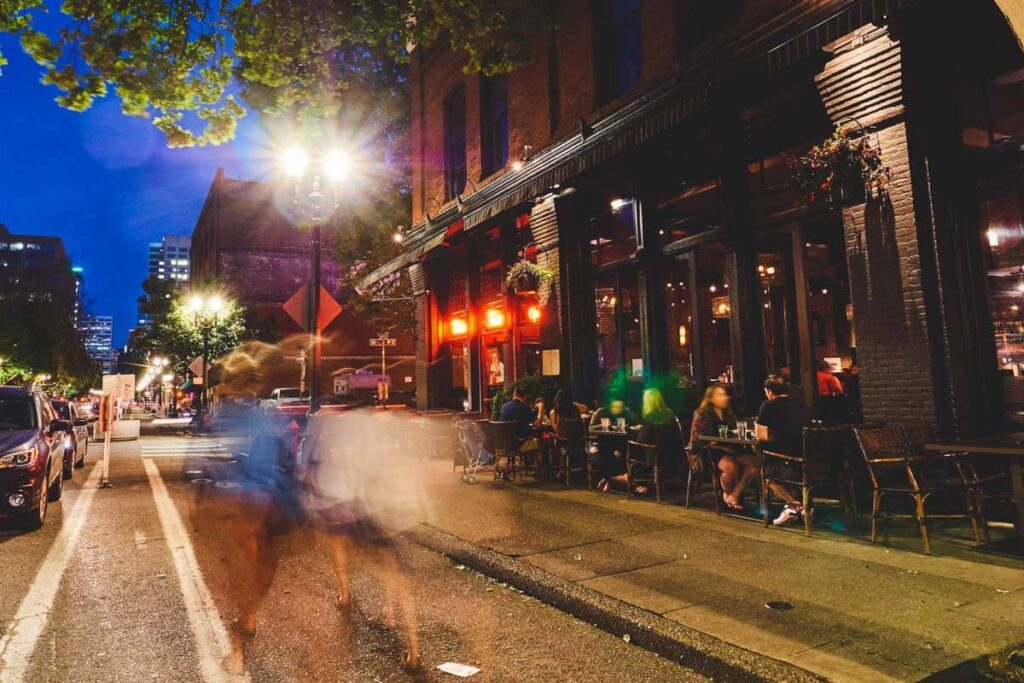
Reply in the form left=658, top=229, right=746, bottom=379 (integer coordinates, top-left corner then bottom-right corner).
left=722, top=492, right=743, bottom=511
left=597, top=478, right=609, bottom=492
left=635, top=485, right=649, bottom=495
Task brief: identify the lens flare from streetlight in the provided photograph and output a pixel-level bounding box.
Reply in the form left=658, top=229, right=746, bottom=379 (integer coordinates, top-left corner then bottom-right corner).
left=283, top=145, right=308, bottom=178
left=187, top=295, right=203, bottom=314
left=323, top=150, right=350, bottom=183
left=209, top=295, right=225, bottom=314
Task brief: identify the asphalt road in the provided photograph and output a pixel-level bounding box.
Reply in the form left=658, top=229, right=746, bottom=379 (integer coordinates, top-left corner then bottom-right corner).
left=0, top=434, right=705, bottom=683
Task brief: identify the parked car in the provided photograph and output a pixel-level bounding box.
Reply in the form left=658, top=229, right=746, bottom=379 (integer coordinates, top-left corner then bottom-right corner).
left=0, top=386, right=71, bottom=530
left=50, top=399, right=88, bottom=476
left=263, top=387, right=309, bottom=411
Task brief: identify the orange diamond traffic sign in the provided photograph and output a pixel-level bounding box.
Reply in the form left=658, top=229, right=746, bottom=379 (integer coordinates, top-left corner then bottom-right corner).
left=282, top=284, right=343, bottom=331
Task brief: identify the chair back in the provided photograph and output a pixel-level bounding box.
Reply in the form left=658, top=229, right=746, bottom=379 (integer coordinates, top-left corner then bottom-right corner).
left=802, top=426, right=849, bottom=483
left=488, top=420, right=522, bottom=452
left=896, top=421, right=935, bottom=456
left=852, top=425, right=909, bottom=486
left=555, top=418, right=585, bottom=447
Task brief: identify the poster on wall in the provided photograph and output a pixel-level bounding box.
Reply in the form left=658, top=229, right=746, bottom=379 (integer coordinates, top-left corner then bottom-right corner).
left=541, top=349, right=560, bottom=376
left=631, top=358, right=644, bottom=377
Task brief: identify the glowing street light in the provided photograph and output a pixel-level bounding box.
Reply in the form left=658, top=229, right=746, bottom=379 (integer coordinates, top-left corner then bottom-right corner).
left=279, top=143, right=352, bottom=401
left=187, top=293, right=230, bottom=422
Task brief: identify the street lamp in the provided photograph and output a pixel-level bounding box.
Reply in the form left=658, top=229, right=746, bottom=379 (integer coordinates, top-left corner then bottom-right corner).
left=281, top=144, right=349, bottom=401
left=187, top=293, right=225, bottom=419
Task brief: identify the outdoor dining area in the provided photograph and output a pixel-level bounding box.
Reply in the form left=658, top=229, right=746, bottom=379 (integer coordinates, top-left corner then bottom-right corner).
left=450, top=381, right=1024, bottom=557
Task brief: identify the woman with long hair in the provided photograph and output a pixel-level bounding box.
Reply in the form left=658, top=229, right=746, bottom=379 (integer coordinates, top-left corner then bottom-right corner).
left=688, top=384, right=757, bottom=511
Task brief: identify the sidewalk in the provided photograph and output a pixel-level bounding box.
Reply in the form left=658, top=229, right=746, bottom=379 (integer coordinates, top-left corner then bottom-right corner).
left=417, top=462, right=1024, bottom=682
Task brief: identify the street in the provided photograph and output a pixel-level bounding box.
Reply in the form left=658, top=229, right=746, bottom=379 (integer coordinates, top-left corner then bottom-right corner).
left=0, top=434, right=703, bottom=683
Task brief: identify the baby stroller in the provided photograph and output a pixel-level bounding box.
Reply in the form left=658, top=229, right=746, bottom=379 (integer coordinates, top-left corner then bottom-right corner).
left=455, top=419, right=493, bottom=484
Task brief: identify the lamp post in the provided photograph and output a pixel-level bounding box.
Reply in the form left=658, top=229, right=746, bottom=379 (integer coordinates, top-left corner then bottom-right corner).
left=281, top=145, right=349, bottom=401
left=187, top=294, right=224, bottom=419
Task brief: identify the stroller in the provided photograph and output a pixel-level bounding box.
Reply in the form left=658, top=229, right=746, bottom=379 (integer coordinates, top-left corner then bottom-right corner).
left=455, top=419, right=493, bottom=484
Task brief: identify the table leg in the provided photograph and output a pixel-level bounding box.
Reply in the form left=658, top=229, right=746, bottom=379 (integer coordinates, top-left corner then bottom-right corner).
left=1010, top=462, right=1024, bottom=540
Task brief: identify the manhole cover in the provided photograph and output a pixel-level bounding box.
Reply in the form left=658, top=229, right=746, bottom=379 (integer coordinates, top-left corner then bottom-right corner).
left=189, top=478, right=214, bottom=485
left=765, top=601, right=794, bottom=611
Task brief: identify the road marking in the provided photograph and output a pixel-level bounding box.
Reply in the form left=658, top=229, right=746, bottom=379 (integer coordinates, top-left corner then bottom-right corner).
left=0, top=463, right=102, bottom=683
left=143, top=458, right=246, bottom=682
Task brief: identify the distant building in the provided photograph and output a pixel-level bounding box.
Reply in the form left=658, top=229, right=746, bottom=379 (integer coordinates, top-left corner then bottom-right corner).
left=189, top=169, right=415, bottom=396
left=80, top=314, right=115, bottom=374
left=140, top=234, right=191, bottom=326
left=72, top=266, right=85, bottom=327
left=0, top=224, right=76, bottom=315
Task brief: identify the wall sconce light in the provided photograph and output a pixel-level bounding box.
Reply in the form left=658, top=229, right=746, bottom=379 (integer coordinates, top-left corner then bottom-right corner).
left=678, top=324, right=687, bottom=347
left=450, top=317, right=468, bottom=337
left=527, top=305, right=542, bottom=324
left=484, top=308, right=506, bottom=329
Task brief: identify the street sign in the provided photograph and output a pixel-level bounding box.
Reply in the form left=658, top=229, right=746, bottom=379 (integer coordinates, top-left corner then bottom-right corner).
left=188, top=356, right=205, bottom=377
left=370, top=337, right=398, bottom=347
left=283, top=284, right=343, bottom=331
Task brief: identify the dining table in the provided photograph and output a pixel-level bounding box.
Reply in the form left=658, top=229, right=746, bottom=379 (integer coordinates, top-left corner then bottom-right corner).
left=694, top=432, right=761, bottom=453
left=925, top=433, right=1024, bottom=542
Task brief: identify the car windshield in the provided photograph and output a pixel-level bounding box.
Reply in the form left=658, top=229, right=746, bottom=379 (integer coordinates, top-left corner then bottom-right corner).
left=278, top=389, right=301, bottom=399
left=51, top=401, right=71, bottom=420
left=0, top=396, right=37, bottom=431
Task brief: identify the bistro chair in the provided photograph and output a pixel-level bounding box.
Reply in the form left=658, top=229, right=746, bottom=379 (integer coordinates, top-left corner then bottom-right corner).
left=486, top=421, right=525, bottom=481
left=684, top=444, right=723, bottom=514
left=897, top=421, right=1012, bottom=543
left=626, top=419, right=685, bottom=503
left=760, top=426, right=854, bottom=537
left=852, top=425, right=983, bottom=555
left=554, top=418, right=588, bottom=487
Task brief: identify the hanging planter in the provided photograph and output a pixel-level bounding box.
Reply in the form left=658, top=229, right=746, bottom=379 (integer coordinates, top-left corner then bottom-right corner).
left=789, top=124, right=892, bottom=208
left=506, top=259, right=554, bottom=306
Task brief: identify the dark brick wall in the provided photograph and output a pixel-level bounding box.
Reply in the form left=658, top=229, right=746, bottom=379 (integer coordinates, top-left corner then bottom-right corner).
left=817, top=28, right=937, bottom=424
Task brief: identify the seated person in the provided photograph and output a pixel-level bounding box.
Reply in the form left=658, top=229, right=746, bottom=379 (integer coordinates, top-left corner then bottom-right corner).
left=689, top=385, right=758, bottom=511
left=589, top=396, right=640, bottom=430
left=755, top=375, right=811, bottom=527
left=816, top=360, right=844, bottom=396
left=499, top=386, right=541, bottom=438
left=599, top=388, right=676, bottom=495
left=549, top=389, right=586, bottom=431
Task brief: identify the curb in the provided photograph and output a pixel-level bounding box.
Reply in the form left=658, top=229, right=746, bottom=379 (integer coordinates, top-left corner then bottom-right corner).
left=410, top=524, right=825, bottom=683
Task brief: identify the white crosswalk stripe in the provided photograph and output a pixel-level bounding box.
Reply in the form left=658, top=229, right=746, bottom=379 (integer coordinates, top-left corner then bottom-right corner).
left=140, top=439, right=233, bottom=459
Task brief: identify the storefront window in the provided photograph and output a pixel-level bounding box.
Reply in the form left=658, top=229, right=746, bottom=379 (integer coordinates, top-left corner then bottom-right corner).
left=665, top=259, right=694, bottom=382
left=980, top=176, right=1024, bottom=372
left=695, top=245, right=733, bottom=386
left=594, top=268, right=642, bottom=401
left=590, top=198, right=638, bottom=266
left=657, top=179, right=722, bottom=247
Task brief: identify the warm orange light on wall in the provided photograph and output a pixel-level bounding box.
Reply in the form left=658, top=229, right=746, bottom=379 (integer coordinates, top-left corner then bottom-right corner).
left=527, top=305, right=542, bottom=323
left=678, top=324, right=687, bottom=347
left=450, top=317, right=468, bottom=337
left=484, top=308, right=506, bottom=329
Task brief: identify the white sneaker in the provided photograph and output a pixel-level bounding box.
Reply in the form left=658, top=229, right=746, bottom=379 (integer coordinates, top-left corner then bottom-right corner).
left=772, top=506, right=800, bottom=526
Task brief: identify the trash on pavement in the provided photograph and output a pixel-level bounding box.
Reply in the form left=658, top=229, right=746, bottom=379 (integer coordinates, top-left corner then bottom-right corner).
left=765, top=600, right=793, bottom=611
left=437, top=662, right=480, bottom=677
left=622, top=633, right=631, bottom=643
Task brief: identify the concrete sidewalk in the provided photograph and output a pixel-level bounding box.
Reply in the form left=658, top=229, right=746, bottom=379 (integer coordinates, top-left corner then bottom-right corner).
left=418, top=463, right=1024, bottom=682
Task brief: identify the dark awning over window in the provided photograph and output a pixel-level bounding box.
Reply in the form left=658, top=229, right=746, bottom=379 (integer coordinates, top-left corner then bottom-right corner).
left=358, top=228, right=449, bottom=289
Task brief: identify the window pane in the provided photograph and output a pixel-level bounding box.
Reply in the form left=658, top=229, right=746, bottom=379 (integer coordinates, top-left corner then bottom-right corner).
left=590, top=198, right=638, bottom=266
left=982, top=177, right=1024, bottom=370
left=444, top=87, right=468, bottom=200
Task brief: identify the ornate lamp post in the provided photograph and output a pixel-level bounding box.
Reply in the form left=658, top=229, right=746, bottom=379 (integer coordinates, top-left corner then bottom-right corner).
left=280, top=145, right=349, bottom=401
left=186, top=294, right=224, bottom=418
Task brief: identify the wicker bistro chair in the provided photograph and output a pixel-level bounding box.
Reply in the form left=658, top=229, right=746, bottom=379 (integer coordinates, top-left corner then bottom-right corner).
left=626, top=419, right=685, bottom=503
left=852, top=425, right=983, bottom=554
left=684, top=443, right=722, bottom=513
left=486, top=421, right=526, bottom=481
left=554, top=418, right=588, bottom=487
left=760, top=427, right=853, bottom=536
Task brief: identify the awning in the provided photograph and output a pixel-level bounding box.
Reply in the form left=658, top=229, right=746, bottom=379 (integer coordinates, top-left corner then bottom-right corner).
left=359, top=225, right=451, bottom=288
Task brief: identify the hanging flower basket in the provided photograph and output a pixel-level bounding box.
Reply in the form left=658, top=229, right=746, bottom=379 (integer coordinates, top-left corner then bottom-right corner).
left=506, top=260, right=554, bottom=306
left=789, top=125, right=892, bottom=208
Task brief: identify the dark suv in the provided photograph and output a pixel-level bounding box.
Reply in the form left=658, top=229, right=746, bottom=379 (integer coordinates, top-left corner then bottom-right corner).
left=0, top=386, right=71, bottom=529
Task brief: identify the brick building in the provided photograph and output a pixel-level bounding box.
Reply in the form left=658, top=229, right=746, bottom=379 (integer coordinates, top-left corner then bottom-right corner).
left=364, top=1, right=1023, bottom=433
left=191, top=169, right=415, bottom=397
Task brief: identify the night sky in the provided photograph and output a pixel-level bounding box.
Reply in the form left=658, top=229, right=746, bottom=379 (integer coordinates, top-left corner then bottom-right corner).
left=0, top=33, right=269, bottom=348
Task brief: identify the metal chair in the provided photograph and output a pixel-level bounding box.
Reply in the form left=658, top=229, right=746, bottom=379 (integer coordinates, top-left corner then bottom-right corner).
left=853, top=425, right=982, bottom=554
left=487, top=421, right=524, bottom=481
left=626, top=419, right=684, bottom=503
left=760, top=426, right=853, bottom=536
left=554, top=418, right=588, bottom=487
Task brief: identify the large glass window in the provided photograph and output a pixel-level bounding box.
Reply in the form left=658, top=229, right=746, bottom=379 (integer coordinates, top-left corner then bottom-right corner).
left=480, top=74, right=510, bottom=177
left=444, top=86, right=468, bottom=201
left=590, top=198, right=638, bottom=266
left=695, top=245, right=733, bottom=386
left=593, top=0, right=642, bottom=104
left=594, top=269, right=642, bottom=400
left=981, top=176, right=1024, bottom=372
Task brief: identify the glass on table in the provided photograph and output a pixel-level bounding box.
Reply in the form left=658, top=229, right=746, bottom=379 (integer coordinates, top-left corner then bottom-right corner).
left=616, top=417, right=626, bottom=431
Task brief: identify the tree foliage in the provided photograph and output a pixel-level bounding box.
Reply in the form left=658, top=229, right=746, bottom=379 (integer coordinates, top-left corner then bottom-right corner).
left=155, top=291, right=246, bottom=377
left=0, top=297, right=99, bottom=394
left=2, top=0, right=556, bottom=146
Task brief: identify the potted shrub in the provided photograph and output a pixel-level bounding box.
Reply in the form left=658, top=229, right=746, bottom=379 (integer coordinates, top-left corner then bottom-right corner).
left=789, top=126, right=892, bottom=208
left=505, top=260, right=553, bottom=304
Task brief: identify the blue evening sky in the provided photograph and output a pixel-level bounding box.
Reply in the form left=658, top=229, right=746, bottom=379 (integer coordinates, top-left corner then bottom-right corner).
left=0, top=33, right=271, bottom=347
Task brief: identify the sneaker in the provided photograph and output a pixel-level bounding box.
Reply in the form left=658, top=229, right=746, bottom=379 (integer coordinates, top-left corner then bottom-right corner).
left=772, top=506, right=800, bottom=526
